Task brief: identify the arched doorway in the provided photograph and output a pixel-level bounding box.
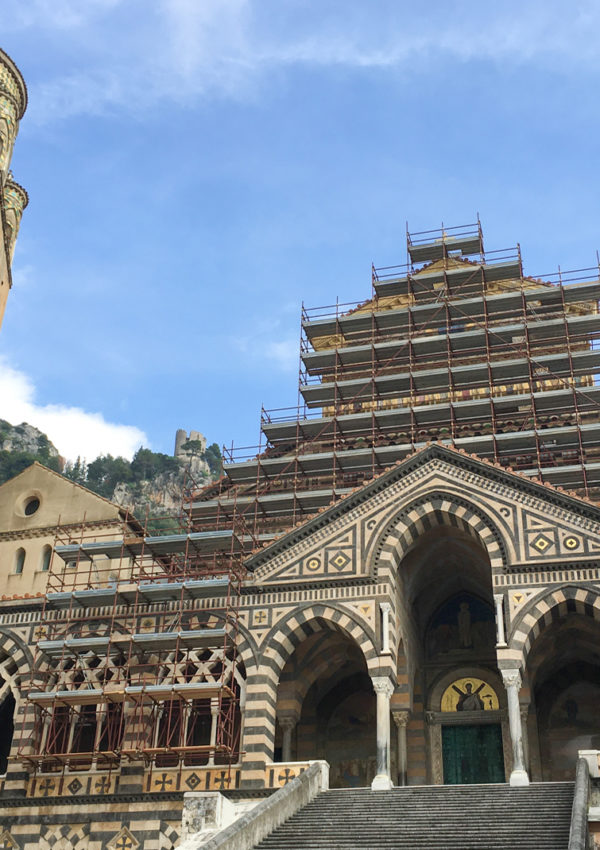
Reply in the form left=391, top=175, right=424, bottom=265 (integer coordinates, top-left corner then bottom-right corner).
left=0, top=650, right=20, bottom=775
left=397, top=523, right=506, bottom=784
left=526, top=610, right=600, bottom=781
left=275, top=622, right=375, bottom=788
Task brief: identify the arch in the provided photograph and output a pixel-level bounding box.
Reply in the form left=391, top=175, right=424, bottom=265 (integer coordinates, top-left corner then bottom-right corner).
left=14, top=547, right=25, bottom=574
left=0, top=633, right=30, bottom=775
left=0, top=628, right=35, bottom=689
left=277, top=630, right=366, bottom=717
left=40, top=544, right=52, bottom=572
left=373, top=492, right=507, bottom=576
left=258, top=603, right=378, bottom=679
left=428, top=665, right=507, bottom=713
left=509, top=585, right=600, bottom=668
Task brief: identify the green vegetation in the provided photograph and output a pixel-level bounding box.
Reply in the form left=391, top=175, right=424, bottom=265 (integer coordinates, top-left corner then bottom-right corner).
left=64, top=444, right=221, bottom=499
left=0, top=421, right=223, bottom=519
left=0, top=449, right=60, bottom=485
left=0, top=419, right=62, bottom=484
left=205, top=443, right=223, bottom=477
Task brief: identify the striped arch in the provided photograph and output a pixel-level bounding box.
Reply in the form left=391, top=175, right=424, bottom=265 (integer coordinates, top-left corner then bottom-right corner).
left=0, top=628, right=33, bottom=704
left=241, top=604, right=379, bottom=780
left=277, top=630, right=364, bottom=713
left=235, top=620, right=259, bottom=670
left=375, top=491, right=506, bottom=574
left=260, top=603, right=378, bottom=680
left=509, top=585, right=600, bottom=667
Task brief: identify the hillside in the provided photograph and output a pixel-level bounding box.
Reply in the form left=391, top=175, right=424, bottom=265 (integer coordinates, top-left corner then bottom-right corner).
left=0, top=420, right=222, bottom=518
left=0, top=419, right=62, bottom=482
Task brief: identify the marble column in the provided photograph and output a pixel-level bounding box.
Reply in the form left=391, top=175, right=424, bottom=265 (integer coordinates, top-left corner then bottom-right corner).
left=501, top=668, right=529, bottom=786
left=207, top=698, right=219, bottom=766
left=371, top=677, right=394, bottom=790
left=279, top=716, right=297, bottom=763
left=380, top=602, right=392, bottom=655
left=392, top=710, right=410, bottom=786
left=520, top=705, right=530, bottom=772
left=494, top=593, right=507, bottom=647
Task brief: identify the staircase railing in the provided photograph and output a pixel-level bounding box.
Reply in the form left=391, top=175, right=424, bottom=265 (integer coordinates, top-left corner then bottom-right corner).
left=180, top=760, right=329, bottom=850
left=569, top=757, right=592, bottom=850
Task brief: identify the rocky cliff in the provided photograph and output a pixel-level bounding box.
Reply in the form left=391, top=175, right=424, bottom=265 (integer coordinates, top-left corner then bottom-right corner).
left=0, top=419, right=63, bottom=482
left=0, top=420, right=222, bottom=520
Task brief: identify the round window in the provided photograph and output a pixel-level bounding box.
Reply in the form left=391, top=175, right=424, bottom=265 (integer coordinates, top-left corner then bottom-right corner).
left=24, top=497, right=40, bottom=516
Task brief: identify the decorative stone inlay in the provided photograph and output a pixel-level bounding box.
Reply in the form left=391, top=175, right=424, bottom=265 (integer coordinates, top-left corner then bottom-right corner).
left=0, top=830, right=18, bottom=849
left=108, top=827, right=139, bottom=850
left=531, top=534, right=553, bottom=553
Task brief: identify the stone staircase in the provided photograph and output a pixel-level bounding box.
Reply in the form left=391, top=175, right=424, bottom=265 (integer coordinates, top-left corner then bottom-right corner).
left=253, top=782, right=575, bottom=849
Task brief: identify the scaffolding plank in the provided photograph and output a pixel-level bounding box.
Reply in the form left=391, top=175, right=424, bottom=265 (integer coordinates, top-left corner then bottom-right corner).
left=300, top=348, right=600, bottom=408
left=301, top=312, right=600, bottom=375
left=131, top=628, right=226, bottom=652
left=54, top=530, right=241, bottom=564
left=304, top=279, right=600, bottom=344
left=408, top=233, right=483, bottom=263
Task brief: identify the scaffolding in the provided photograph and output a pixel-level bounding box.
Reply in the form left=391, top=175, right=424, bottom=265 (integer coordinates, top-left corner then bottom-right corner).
left=18, top=481, right=251, bottom=781
left=193, top=221, right=600, bottom=541
left=17, top=220, right=600, bottom=781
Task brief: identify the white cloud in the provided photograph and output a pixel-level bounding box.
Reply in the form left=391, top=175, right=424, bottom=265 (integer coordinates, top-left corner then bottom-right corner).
left=12, top=0, right=600, bottom=124
left=0, top=356, right=147, bottom=462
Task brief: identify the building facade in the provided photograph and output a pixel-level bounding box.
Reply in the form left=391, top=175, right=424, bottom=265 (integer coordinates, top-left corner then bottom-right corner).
left=0, top=48, right=28, bottom=331
left=1, top=225, right=600, bottom=849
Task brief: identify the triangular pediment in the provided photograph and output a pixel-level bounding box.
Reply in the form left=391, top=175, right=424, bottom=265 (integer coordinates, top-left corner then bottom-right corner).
left=0, top=461, right=133, bottom=532
left=248, top=445, right=600, bottom=585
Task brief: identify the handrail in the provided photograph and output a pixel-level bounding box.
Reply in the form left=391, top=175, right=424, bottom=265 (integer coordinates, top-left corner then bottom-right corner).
left=180, top=760, right=329, bottom=850
left=568, top=756, right=592, bottom=850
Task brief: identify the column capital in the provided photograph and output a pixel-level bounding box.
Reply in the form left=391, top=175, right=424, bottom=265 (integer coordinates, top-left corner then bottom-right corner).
left=392, top=710, right=410, bottom=729
left=379, top=601, right=392, bottom=613
left=278, top=715, right=298, bottom=732
left=501, top=668, right=522, bottom=690
left=371, top=676, right=394, bottom=698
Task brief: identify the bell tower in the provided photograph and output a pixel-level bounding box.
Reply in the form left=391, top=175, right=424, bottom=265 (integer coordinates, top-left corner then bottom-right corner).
left=0, top=47, right=28, bottom=331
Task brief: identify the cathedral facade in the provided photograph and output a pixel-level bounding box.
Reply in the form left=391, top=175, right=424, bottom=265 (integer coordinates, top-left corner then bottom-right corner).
left=1, top=221, right=600, bottom=848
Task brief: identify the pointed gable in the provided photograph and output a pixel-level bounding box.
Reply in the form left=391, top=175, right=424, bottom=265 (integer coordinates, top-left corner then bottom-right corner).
left=247, top=444, right=600, bottom=585
left=0, top=462, right=127, bottom=533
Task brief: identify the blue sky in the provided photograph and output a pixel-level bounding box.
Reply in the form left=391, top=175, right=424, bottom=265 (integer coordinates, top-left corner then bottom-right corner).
left=1, top=0, right=599, bottom=462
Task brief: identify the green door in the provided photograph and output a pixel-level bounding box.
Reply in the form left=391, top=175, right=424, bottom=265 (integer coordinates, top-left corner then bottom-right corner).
left=442, top=724, right=504, bottom=784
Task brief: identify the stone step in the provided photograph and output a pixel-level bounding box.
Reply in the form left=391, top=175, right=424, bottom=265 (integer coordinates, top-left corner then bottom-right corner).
left=253, top=782, right=574, bottom=850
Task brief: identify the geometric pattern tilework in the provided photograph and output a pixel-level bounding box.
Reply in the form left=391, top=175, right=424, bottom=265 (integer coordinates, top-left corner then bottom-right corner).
left=39, top=823, right=90, bottom=850
left=107, top=827, right=138, bottom=850
left=521, top=509, right=600, bottom=560
left=0, top=802, right=185, bottom=850
left=260, top=526, right=358, bottom=583
left=143, top=767, right=241, bottom=794
left=0, top=831, right=18, bottom=850
left=27, top=773, right=118, bottom=799
left=158, top=822, right=180, bottom=849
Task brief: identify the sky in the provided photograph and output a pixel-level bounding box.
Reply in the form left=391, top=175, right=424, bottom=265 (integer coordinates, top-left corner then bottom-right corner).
left=1, top=0, right=599, bottom=463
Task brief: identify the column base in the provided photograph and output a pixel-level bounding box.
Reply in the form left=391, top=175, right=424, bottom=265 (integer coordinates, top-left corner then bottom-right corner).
left=509, top=768, right=530, bottom=786
left=371, top=774, right=393, bottom=790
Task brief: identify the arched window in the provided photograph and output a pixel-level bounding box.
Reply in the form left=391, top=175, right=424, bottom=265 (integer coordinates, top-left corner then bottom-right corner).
left=40, top=545, right=52, bottom=572
left=14, top=548, right=25, bottom=575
